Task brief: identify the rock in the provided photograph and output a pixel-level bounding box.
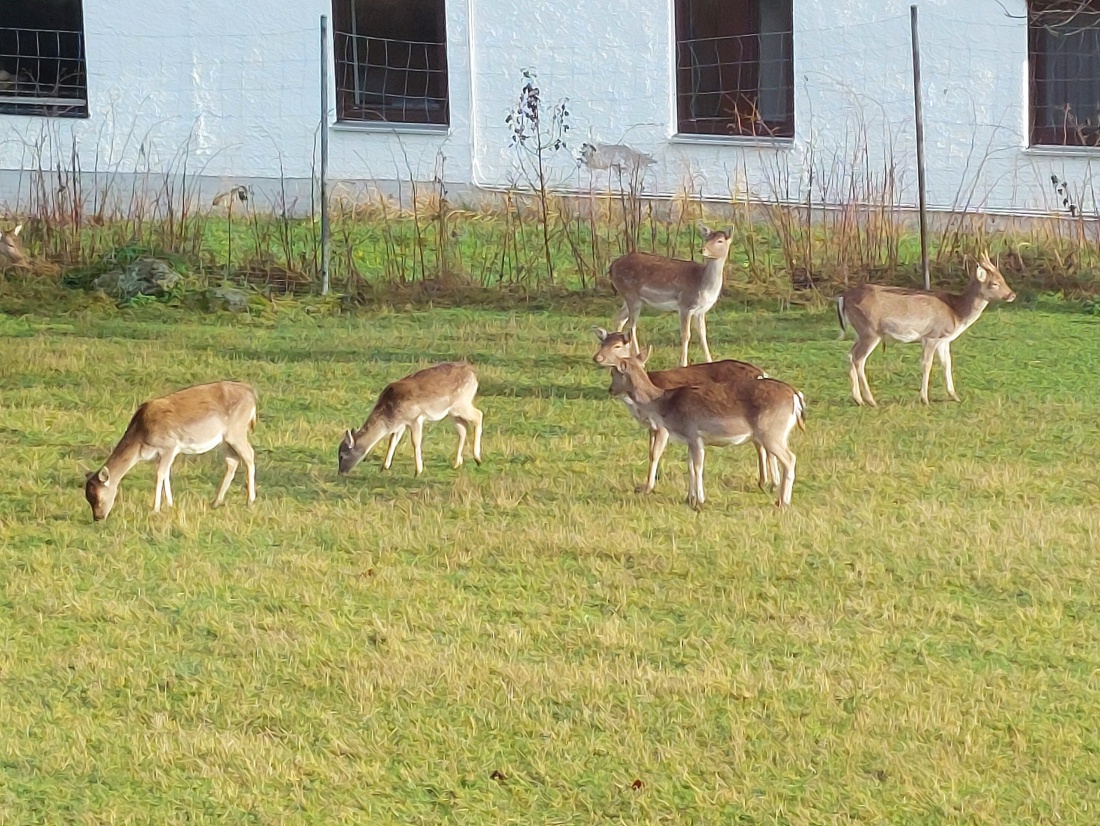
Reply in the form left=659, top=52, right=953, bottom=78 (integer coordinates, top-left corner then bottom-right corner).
left=205, top=286, right=250, bottom=313
left=94, top=258, right=181, bottom=302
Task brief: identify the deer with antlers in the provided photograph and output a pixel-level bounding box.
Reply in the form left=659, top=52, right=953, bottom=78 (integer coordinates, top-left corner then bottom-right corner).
left=836, top=252, right=1016, bottom=406
left=609, top=350, right=805, bottom=509
left=592, top=327, right=786, bottom=493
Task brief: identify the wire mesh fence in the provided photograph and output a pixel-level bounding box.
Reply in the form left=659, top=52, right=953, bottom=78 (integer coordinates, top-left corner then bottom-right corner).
left=332, top=31, right=449, bottom=126
left=0, top=26, right=87, bottom=118
left=1029, top=4, right=1100, bottom=147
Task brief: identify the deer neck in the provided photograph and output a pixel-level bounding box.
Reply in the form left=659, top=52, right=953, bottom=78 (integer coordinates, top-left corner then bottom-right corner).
left=948, top=278, right=990, bottom=326
left=103, top=433, right=144, bottom=482
left=698, top=253, right=727, bottom=291
left=625, top=365, right=664, bottom=407
left=353, top=415, right=390, bottom=455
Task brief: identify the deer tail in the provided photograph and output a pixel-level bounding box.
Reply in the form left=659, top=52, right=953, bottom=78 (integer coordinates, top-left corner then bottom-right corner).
left=794, top=391, right=807, bottom=432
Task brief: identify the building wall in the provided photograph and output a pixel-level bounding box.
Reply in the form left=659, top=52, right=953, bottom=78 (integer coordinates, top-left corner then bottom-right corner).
left=0, top=0, right=1095, bottom=216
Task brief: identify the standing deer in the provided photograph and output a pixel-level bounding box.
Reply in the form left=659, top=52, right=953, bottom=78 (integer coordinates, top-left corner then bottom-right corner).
left=610, top=352, right=805, bottom=509
left=85, top=381, right=258, bottom=521
left=592, top=327, right=781, bottom=492
left=338, top=362, right=484, bottom=477
left=608, top=225, right=733, bottom=367
left=0, top=224, right=29, bottom=269
left=837, top=252, right=1016, bottom=406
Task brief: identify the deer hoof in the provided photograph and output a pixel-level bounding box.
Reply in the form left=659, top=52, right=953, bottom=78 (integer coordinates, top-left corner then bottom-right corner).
left=634, top=484, right=652, bottom=495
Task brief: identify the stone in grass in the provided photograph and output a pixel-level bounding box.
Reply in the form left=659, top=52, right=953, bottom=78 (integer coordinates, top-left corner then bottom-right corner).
left=204, top=286, right=251, bottom=313
left=93, top=258, right=182, bottom=302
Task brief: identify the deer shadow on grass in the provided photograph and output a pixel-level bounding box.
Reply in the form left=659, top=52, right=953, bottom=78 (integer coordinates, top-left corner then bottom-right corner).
left=225, top=347, right=593, bottom=372
left=477, top=379, right=608, bottom=401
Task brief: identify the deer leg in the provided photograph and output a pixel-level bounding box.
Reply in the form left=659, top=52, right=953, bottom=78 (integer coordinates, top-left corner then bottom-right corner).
left=937, top=342, right=959, bottom=401
left=755, top=443, right=772, bottom=490
left=612, top=301, right=630, bottom=333
left=849, top=335, right=881, bottom=407
left=615, top=301, right=642, bottom=354
left=214, top=451, right=240, bottom=507
left=686, top=439, right=706, bottom=509
left=919, top=341, right=937, bottom=404
left=770, top=445, right=797, bottom=508
left=153, top=451, right=178, bottom=512
left=454, top=401, right=483, bottom=465
left=637, top=426, right=669, bottom=494
left=470, top=407, right=483, bottom=465
left=452, top=417, right=468, bottom=468
left=694, top=313, right=713, bottom=363
left=410, top=418, right=425, bottom=476
left=224, top=434, right=257, bottom=505
left=382, top=429, right=403, bottom=470
left=679, top=311, right=693, bottom=367
left=628, top=310, right=642, bottom=355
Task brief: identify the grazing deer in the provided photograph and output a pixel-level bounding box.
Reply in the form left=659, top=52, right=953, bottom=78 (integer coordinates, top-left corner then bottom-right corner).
left=610, top=352, right=805, bottom=509
left=592, top=327, right=780, bottom=492
left=608, top=225, right=733, bottom=367
left=85, top=381, right=258, bottom=521
left=837, top=252, right=1016, bottom=406
left=338, top=362, right=483, bottom=477
left=0, top=224, right=29, bottom=269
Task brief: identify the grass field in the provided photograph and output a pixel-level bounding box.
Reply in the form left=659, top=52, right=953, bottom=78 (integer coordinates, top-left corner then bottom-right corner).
left=1, top=294, right=1099, bottom=823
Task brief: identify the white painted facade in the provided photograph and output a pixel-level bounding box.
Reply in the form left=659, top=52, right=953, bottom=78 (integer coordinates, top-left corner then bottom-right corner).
left=0, top=0, right=1096, bottom=216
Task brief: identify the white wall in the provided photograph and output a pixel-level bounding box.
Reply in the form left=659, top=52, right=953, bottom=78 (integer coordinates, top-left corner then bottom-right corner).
left=0, top=0, right=1096, bottom=216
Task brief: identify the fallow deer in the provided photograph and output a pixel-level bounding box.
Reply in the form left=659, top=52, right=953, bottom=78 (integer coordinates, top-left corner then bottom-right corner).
left=610, top=352, right=805, bottom=509
left=836, top=252, right=1016, bottom=406
left=0, top=224, right=29, bottom=269
left=592, top=327, right=781, bottom=492
left=85, top=381, right=258, bottom=521
left=338, top=362, right=483, bottom=477
left=608, top=225, right=733, bottom=367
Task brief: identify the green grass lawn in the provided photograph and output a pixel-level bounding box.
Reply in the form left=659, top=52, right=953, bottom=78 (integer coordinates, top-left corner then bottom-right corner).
left=1, top=296, right=1099, bottom=823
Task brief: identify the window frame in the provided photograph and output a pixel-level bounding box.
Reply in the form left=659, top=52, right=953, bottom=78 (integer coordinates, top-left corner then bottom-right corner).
left=673, top=0, right=794, bottom=140
left=1028, top=0, right=1100, bottom=148
left=0, top=0, right=89, bottom=119
left=331, top=0, right=450, bottom=128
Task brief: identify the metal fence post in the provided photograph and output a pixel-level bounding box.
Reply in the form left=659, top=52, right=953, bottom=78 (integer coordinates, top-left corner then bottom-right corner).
left=320, top=14, right=332, bottom=296
left=911, top=4, right=930, bottom=291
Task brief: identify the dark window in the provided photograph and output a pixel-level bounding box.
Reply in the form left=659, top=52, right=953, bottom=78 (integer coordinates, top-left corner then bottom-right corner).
left=0, top=0, right=87, bottom=118
left=332, top=0, right=449, bottom=126
left=675, top=0, right=793, bottom=138
left=1030, top=1, right=1100, bottom=146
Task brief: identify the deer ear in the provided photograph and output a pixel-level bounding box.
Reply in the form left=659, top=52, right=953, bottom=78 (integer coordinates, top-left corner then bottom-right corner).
left=343, top=429, right=355, bottom=449
left=638, top=346, right=651, bottom=365
left=724, top=226, right=733, bottom=238
left=96, top=466, right=110, bottom=484
left=975, top=265, right=988, bottom=283
left=592, top=326, right=609, bottom=342
left=698, top=223, right=711, bottom=237
left=12, top=224, right=22, bottom=236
